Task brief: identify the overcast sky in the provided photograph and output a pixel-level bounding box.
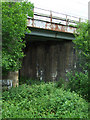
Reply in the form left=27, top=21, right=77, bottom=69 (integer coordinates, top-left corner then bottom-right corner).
left=29, top=0, right=89, bottom=19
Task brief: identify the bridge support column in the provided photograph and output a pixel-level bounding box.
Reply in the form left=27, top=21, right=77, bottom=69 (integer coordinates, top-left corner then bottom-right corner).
left=20, top=40, right=76, bottom=82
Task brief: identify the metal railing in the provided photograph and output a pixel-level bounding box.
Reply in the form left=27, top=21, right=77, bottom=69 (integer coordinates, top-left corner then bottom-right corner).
left=30, top=7, right=87, bottom=26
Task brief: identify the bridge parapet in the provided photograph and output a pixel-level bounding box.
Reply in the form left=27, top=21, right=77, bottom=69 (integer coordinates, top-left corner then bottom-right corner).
left=27, top=7, right=86, bottom=34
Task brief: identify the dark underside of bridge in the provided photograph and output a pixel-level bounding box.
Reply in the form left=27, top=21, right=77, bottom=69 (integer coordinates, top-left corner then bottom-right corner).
left=20, top=27, right=76, bottom=81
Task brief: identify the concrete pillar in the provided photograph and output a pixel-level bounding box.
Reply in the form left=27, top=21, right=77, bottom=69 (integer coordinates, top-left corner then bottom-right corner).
left=8, top=71, right=19, bottom=87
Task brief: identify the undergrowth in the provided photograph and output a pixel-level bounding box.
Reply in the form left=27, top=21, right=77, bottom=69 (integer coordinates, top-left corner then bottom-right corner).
left=2, top=82, right=88, bottom=118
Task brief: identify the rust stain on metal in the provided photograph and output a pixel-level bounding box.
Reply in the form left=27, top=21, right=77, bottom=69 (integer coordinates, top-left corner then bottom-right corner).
left=45, top=23, right=47, bottom=28
left=55, top=24, right=59, bottom=31
left=51, top=23, right=54, bottom=30
left=61, top=26, right=66, bottom=32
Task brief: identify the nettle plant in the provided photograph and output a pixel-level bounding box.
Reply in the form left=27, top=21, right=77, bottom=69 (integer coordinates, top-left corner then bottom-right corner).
left=2, top=1, right=34, bottom=75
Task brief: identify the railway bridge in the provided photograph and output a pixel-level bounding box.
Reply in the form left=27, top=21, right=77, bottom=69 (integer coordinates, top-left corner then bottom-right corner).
left=20, top=7, right=85, bottom=81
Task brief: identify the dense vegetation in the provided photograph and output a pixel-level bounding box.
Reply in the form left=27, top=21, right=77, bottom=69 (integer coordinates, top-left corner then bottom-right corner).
left=61, top=71, right=88, bottom=101
left=2, top=82, right=88, bottom=118
left=65, top=21, right=89, bottom=102
left=73, top=21, right=89, bottom=71
left=2, top=1, right=33, bottom=75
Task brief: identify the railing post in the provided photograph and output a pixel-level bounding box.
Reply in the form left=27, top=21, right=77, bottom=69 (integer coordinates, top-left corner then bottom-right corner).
left=79, top=18, right=81, bottom=23
left=32, top=7, right=34, bottom=26
left=66, top=15, right=69, bottom=26
left=50, top=10, right=52, bottom=23
left=66, top=15, right=68, bottom=25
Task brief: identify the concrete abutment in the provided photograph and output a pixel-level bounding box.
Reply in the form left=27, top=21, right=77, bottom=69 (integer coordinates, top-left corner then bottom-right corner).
left=20, top=39, right=76, bottom=82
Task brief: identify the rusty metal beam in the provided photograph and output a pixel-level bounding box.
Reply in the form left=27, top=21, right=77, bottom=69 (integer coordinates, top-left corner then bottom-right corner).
left=27, top=19, right=77, bottom=33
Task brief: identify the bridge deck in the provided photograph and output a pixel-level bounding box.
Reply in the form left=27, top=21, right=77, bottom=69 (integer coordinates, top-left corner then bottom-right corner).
left=27, top=7, right=86, bottom=34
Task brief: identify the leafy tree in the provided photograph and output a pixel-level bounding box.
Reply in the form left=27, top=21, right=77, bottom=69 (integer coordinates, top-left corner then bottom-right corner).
left=2, top=1, right=34, bottom=75
left=71, top=21, right=90, bottom=101
left=73, top=21, right=90, bottom=72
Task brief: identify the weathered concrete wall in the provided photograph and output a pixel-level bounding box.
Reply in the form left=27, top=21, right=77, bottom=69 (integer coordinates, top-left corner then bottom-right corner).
left=2, top=71, right=19, bottom=90
left=20, top=40, right=76, bottom=82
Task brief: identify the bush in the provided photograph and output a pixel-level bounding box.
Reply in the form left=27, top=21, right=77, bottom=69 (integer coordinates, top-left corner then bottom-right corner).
left=19, top=76, right=45, bottom=85
left=2, top=83, right=88, bottom=118
left=65, top=71, right=89, bottom=101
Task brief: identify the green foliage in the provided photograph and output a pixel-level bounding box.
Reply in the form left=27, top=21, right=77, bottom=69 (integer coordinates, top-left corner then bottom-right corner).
left=69, top=24, right=77, bottom=28
left=2, top=83, right=88, bottom=118
left=64, top=71, right=89, bottom=101
left=73, top=21, right=90, bottom=71
left=2, top=1, right=34, bottom=74
left=19, top=76, right=45, bottom=85
left=55, top=78, right=66, bottom=88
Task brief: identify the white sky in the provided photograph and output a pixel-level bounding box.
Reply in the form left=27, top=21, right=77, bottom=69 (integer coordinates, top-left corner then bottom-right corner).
left=29, top=0, right=89, bottom=19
